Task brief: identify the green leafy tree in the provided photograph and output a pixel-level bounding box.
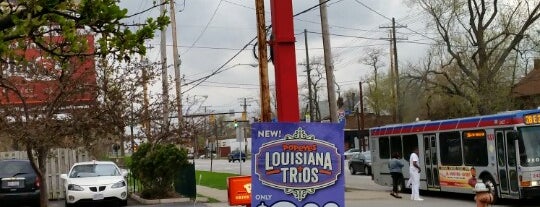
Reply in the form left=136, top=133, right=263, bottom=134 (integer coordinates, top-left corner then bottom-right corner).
left=129, top=143, right=190, bottom=199
left=0, top=1, right=168, bottom=206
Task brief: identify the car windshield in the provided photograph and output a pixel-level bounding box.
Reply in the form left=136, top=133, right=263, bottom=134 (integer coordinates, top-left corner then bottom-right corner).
left=69, top=164, right=119, bottom=178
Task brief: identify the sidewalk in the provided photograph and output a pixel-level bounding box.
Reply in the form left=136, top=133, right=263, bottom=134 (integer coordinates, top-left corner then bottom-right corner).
left=196, top=184, right=394, bottom=207
left=196, top=185, right=234, bottom=207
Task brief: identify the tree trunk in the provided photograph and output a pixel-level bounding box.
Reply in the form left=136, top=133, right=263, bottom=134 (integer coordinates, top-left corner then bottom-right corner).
left=26, top=145, right=49, bottom=207
left=38, top=148, right=49, bottom=207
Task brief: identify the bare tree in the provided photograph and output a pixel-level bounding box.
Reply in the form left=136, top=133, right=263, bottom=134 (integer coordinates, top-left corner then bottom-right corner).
left=359, top=47, right=393, bottom=116
left=360, top=48, right=386, bottom=90
left=409, top=0, right=540, bottom=114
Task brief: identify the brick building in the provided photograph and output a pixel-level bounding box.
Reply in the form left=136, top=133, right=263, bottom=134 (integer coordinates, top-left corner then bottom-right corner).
left=512, top=59, right=540, bottom=109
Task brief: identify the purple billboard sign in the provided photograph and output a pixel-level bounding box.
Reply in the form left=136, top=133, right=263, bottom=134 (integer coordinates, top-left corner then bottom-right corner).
left=251, top=123, right=344, bottom=207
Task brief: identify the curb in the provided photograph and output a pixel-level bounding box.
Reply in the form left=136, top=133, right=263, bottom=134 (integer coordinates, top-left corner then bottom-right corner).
left=130, top=193, right=208, bottom=204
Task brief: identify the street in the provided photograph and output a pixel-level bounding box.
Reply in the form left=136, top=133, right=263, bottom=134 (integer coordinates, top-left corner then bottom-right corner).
left=46, top=158, right=537, bottom=207
left=195, top=158, right=538, bottom=207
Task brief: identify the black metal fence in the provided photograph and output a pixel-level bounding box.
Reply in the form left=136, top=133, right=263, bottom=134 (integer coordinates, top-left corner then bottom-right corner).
left=126, top=170, right=143, bottom=194
left=125, top=164, right=196, bottom=198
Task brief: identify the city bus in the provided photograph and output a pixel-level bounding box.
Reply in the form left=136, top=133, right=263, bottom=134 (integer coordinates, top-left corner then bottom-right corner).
left=369, top=109, right=540, bottom=201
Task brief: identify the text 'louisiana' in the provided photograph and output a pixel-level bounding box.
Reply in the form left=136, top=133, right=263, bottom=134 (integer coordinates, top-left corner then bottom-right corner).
left=265, top=151, right=333, bottom=183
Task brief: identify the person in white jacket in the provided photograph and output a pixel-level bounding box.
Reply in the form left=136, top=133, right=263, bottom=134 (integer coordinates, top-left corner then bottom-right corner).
left=408, top=147, right=423, bottom=201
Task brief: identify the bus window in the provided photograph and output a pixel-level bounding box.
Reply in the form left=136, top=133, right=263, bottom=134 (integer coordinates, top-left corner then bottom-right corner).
left=496, top=132, right=506, bottom=166
left=402, top=134, right=418, bottom=161
left=439, top=131, right=462, bottom=166
left=390, top=136, right=402, bottom=158
left=507, top=132, right=516, bottom=167
left=518, top=126, right=540, bottom=167
left=462, top=130, right=488, bottom=166
left=379, top=137, right=390, bottom=159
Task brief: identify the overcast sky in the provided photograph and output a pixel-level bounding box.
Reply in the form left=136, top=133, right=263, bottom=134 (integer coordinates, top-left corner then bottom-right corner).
left=119, top=0, right=434, bottom=118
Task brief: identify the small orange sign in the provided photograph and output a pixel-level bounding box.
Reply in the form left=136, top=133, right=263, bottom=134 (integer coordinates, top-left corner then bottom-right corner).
left=227, top=176, right=251, bottom=206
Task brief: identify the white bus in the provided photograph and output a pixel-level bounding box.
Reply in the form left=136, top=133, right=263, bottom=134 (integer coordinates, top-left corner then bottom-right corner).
left=369, top=109, right=540, bottom=201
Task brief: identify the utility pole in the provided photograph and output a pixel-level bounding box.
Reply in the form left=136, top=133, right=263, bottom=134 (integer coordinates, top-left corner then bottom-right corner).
left=160, top=0, right=169, bottom=130
left=142, top=58, right=151, bottom=138
left=304, top=29, right=314, bottom=122
left=319, top=0, right=338, bottom=123
left=211, top=114, right=217, bottom=172
left=241, top=98, right=251, bottom=121
left=388, top=30, right=396, bottom=123
left=170, top=0, right=183, bottom=133
left=380, top=17, right=406, bottom=123
left=353, top=92, right=360, bottom=149
left=391, top=18, right=401, bottom=123
left=359, top=81, right=365, bottom=151
left=241, top=98, right=250, bottom=161
left=255, top=0, right=272, bottom=122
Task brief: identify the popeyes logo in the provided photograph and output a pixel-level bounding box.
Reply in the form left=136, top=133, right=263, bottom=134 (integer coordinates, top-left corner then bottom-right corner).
left=254, top=128, right=342, bottom=201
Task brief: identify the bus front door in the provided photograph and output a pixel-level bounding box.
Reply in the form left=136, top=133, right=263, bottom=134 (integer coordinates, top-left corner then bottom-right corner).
left=423, top=134, right=440, bottom=190
left=495, top=130, right=520, bottom=198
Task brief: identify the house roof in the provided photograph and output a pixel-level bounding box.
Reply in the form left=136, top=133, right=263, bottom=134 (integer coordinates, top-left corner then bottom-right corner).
left=512, top=59, right=540, bottom=97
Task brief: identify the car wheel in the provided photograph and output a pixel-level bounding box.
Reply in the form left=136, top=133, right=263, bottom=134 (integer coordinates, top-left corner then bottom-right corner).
left=242, top=159, right=246, bottom=162
left=349, top=166, right=356, bottom=175
left=228, top=159, right=232, bottom=163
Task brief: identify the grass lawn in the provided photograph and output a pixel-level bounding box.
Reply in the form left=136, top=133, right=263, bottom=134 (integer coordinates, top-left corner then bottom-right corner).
left=195, top=170, right=239, bottom=190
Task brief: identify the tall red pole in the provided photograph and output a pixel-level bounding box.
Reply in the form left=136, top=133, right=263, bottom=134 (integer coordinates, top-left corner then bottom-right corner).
left=270, top=0, right=300, bottom=122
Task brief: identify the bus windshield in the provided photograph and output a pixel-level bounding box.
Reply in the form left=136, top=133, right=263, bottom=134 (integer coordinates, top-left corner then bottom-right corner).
left=518, top=126, right=540, bottom=167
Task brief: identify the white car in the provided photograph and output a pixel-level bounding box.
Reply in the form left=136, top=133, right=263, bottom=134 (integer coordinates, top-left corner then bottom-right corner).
left=60, top=161, right=128, bottom=206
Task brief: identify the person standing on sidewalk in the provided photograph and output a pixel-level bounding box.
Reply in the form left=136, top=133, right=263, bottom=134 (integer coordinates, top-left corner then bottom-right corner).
left=388, top=152, right=404, bottom=198
left=408, top=147, right=423, bottom=201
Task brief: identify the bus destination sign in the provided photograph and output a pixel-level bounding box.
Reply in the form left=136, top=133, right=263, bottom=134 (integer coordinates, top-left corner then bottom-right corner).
left=524, top=113, right=540, bottom=125
left=464, top=131, right=485, bottom=139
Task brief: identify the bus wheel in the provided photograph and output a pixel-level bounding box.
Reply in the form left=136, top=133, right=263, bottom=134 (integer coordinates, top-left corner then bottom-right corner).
left=481, top=176, right=498, bottom=204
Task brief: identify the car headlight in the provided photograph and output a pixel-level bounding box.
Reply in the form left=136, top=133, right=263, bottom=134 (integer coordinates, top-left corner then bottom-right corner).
left=68, top=184, right=84, bottom=191
left=111, top=180, right=126, bottom=188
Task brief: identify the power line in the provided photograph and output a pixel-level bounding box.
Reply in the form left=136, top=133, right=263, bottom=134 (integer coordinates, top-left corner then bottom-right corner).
left=223, top=0, right=256, bottom=10
left=352, top=0, right=392, bottom=21
left=181, top=0, right=223, bottom=56
left=352, top=0, right=439, bottom=43
left=183, top=0, right=336, bottom=93
left=294, top=18, right=386, bottom=33
left=306, top=31, right=385, bottom=41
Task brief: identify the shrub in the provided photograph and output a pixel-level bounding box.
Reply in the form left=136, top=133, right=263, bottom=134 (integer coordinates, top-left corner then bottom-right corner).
left=129, top=143, right=189, bottom=199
